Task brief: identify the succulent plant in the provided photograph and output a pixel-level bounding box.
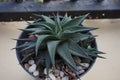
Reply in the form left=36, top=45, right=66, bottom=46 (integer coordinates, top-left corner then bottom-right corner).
left=14, top=13, right=105, bottom=78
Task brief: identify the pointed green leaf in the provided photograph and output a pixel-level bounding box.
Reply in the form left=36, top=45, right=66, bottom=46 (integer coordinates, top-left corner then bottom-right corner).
left=61, top=13, right=71, bottom=27
left=63, top=27, right=98, bottom=34
left=40, top=15, right=55, bottom=25
left=88, top=52, right=106, bottom=59
left=64, top=25, right=98, bottom=31
left=45, top=52, right=51, bottom=77
left=57, top=42, right=77, bottom=70
left=21, top=52, right=34, bottom=63
left=29, top=22, right=53, bottom=31
left=94, top=51, right=106, bottom=54
left=12, top=42, right=29, bottom=50
left=18, top=28, right=39, bottom=32
left=70, top=33, right=97, bottom=42
left=25, top=21, right=31, bottom=25
left=66, top=63, right=80, bottom=78
left=88, top=48, right=106, bottom=54
left=12, top=38, right=33, bottom=41
left=18, top=43, right=35, bottom=53
left=78, top=13, right=90, bottom=24
left=47, top=40, right=60, bottom=68
left=36, top=52, right=46, bottom=66
left=42, top=22, right=55, bottom=31
left=31, top=29, right=52, bottom=35
left=54, top=13, right=62, bottom=32
left=69, top=40, right=93, bottom=60
left=36, top=35, right=50, bottom=55
left=62, top=14, right=89, bottom=29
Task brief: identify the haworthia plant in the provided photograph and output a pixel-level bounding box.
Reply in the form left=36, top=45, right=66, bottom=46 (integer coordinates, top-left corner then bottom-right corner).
left=15, top=13, right=105, bottom=77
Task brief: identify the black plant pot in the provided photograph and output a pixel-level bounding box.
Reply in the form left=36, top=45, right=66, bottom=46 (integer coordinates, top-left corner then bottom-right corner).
left=16, top=17, right=98, bottom=79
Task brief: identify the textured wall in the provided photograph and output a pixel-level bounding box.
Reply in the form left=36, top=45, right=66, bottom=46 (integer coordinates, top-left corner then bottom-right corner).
left=0, top=19, right=120, bottom=80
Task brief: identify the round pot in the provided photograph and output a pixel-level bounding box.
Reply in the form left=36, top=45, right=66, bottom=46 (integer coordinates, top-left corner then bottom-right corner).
left=16, top=17, right=97, bottom=79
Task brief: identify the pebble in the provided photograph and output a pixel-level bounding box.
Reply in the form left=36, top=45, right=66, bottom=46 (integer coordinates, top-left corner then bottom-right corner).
left=76, top=70, right=85, bottom=75
left=62, top=76, right=69, bottom=80
left=45, top=78, right=51, bottom=80
left=54, top=69, right=60, bottom=77
left=24, top=63, right=30, bottom=70
left=44, top=68, right=47, bottom=74
left=57, top=76, right=61, bottom=80
left=33, top=70, right=39, bottom=77
left=72, top=73, right=76, bottom=77
left=77, top=66, right=83, bottom=70
left=35, top=34, right=38, bottom=37
left=49, top=73, right=56, bottom=80
left=60, top=71, right=64, bottom=77
left=80, top=63, right=89, bottom=69
left=44, top=68, right=53, bottom=75
left=28, top=60, right=35, bottom=65
left=28, top=64, right=37, bottom=73
left=79, top=70, right=85, bottom=74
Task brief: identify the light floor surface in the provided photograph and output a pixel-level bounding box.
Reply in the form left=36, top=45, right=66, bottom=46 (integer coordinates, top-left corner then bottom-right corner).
left=0, top=19, right=120, bottom=80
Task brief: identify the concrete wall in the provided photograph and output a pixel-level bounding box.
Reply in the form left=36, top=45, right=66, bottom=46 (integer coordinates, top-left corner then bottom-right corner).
left=0, top=19, right=120, bottom=80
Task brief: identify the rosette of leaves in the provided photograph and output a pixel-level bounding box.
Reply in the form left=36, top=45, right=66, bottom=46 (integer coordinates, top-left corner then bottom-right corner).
left=14, top=13, right=105, bottom=77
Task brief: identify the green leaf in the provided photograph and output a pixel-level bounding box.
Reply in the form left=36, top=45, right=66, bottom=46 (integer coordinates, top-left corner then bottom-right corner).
left=66, top=63, right=80, bottom=78
left=61, top=33, right=96, bottom=42
left=54, top=13, right=62, bottom=33
left=18, top=42, right=35, bottom=53
left=45, top=52, right=51, bottom=77
left=36, top=52, right=46, bottom=66
left=47, top=40, right=60, bottom=68
left=61, top=27, right=98, bottom=39
left=12, top=38, right=33, bottom=41
left=62, top=14, right=89, bottom=29
left=81, top=39, right=90, bottom=48
left=36, top=35, right=50, bottom=55
left=88, top=52, right=106, bottom=59
left=63, top=27, right=98, bottom=34
left=40, top=15, right=55, bottom=25
left=78, top=13, right=90, bottom=24
left=89, top=50, right=106, bottom=59
left=31, top=29, right=52, bottom=35
left=20, top=52, right=34, bottom=63
left=18, top=28, right=39, bottom=32
left=12, top=42, right=29, bottom=50
left=64, top=25, right=98, bottom=31
left=57, top=42, right=77, bottom=70
left=42, top=22, right=56, bottom=31
left=29, top=22, right=53, bottom=31
left=69, top=40, right=93, bottom=60
left=70, top=33, right=97, bottom=42
left=61, top=13, right=71, bottom=27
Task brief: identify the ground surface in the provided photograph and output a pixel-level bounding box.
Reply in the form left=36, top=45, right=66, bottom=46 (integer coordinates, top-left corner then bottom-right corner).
left=0, top=19, right=120, bottom=80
